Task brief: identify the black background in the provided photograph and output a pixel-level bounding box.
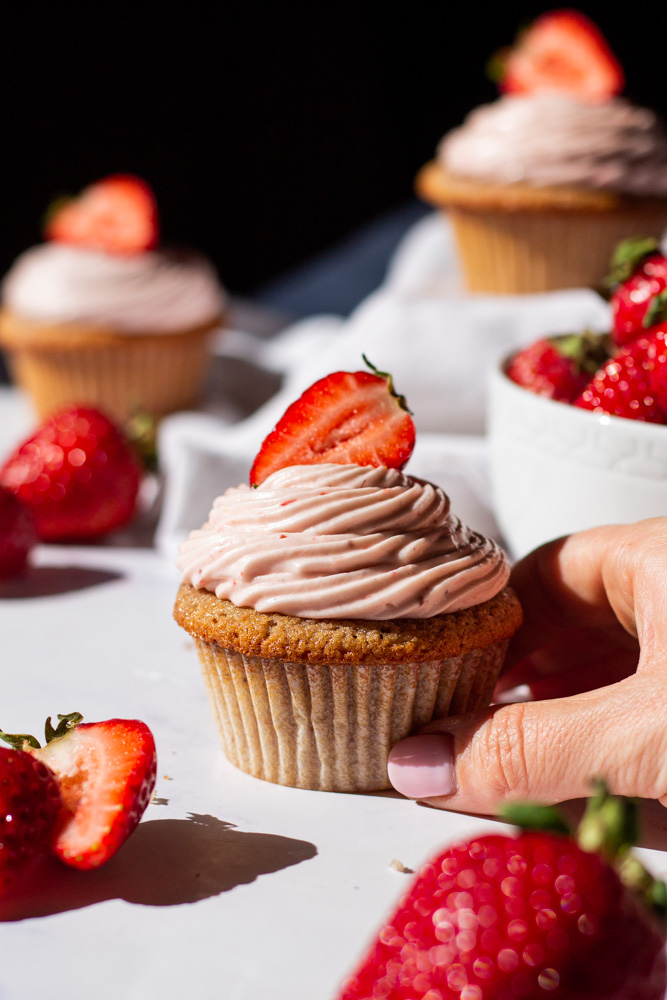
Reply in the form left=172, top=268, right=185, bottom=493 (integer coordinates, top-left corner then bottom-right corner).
left=2, top=4, right=667, bottom=295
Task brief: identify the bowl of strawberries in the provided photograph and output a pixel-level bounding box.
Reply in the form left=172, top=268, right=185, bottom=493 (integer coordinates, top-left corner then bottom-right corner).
left=489, top=236, right=667, bottom=558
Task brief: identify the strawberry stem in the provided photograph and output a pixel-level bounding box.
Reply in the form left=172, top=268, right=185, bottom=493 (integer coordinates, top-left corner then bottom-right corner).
left=643, top=288, right=667, bottom=330
left=362, top=354, right=413, bottom=415
left=499, top=802, right=571, bottom=836
left=0, top=711, right=83, bottom=751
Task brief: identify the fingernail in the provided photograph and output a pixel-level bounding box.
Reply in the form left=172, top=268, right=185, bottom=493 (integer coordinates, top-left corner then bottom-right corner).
left=387, top=734, right=456, bottom=799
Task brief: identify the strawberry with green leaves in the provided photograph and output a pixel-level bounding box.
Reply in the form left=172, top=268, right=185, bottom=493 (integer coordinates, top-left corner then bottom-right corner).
left=574, top=335, right=667, bottom=424
left=338, top=784, right=666, bottom=1000
left=506, top=333, right=610, bottom=403
left=250, top=358, right=415, bottom=487
left=1, top=713, right=157, bottom=871
left=606, top=237, right=667, bottom=347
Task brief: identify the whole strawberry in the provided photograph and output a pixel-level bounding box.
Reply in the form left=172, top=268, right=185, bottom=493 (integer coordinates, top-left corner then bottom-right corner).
left=0, top=406, right=142, bottom=540
left=574, top=335, right=666, bottom=423
left=0, top=486, right=37, bottom=578
left=506, top=334, right=610, bottom=403
left=0, top=747, right=62, bottom=894
left=338, top=787, right=666, bottom=1000
left=607, top=237, right=667, bottom=347
left=647, top=325, right=667, bottom=412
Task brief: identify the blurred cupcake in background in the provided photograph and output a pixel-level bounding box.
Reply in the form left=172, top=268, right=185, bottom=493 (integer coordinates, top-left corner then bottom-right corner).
left=0, top=175, right=226, bottom=422
left=417, top=10, right=667, bottom=294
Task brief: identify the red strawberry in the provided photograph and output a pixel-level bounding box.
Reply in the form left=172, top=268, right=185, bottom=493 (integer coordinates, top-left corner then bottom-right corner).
left=44, top=174, right=158, bottom=255
left=0, top=486, right=37, bottom=578
left=574, top=335, right=666, bottom=423
left=607, top=237, right=667, bottom=347
left=0, top=406, right=142, bottom=541
left=506, top=333, right=610, bottom=402
left=0, top=747, right=62, bottom=894
left=338, top=787, right=666, bottom=1000
left=2, top=713, right=157, bottom=871
left=647, top=326, right=667, bottom=411
left=499, top=10, right=624, bottom=102
left=249, top=359, right=415, bottom=487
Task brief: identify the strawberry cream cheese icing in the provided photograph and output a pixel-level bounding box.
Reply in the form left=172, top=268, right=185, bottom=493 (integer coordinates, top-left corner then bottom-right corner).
left=2, top=244, right=225, bottom=333
left=177, top=463, right=509, bottom=619
left=440, top=95, right=667, bottom=195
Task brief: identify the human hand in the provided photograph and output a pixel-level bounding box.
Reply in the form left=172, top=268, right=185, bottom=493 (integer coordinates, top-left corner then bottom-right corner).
left=387, top=518, right=667, bottom=813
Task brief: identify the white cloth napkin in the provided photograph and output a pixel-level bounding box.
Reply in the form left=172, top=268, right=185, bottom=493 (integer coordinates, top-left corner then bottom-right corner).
left=156, top=213, right=611, bottom=556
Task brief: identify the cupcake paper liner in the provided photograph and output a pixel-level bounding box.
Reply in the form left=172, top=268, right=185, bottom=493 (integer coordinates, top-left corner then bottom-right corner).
left=194, top=638, right=509, bottom=792
left=448, top=207, right=667, bottom=295
left=0, top=311, right=218, bottom=423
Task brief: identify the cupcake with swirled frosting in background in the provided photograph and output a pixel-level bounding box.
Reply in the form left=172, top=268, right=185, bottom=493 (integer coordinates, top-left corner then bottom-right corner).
left=173, top=364, right=522, bottom=792
left=0, top=175, right=225, bottom=422
left=417, top=10, right=667, bottom=294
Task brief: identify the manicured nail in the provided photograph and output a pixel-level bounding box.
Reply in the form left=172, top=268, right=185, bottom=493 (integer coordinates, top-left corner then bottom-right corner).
left=387, top=733, right=456, bottom=799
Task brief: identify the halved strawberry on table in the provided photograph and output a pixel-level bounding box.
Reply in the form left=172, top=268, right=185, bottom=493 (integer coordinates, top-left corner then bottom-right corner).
left=497, top=10, right=624, bottom=103
left=44, top=174, right=158, bottom=255
left=249, top=358, right=416, bottom=486
left=1, top=713, right=157, bottom=872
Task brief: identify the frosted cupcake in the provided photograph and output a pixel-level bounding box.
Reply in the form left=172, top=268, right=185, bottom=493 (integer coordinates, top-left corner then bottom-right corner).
left=173, top=365, right=522, bottom=792
left=417, top=11, right=667, bottom=294
left=0, top=176, right=225, bottom=422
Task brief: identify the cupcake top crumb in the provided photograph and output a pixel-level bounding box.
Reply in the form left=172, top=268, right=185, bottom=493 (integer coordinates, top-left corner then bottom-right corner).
left=173, top=583, right=522, bottom=664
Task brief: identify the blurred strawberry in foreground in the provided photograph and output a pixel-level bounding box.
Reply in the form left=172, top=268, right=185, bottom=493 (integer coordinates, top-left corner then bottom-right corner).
left=44, top=174, right=158, bottom=255
left=0, top=486, right=37, bottom=578
left=0, top=406, right=142, bottom=541
left=1, top=713, right=157, bottom=872
left=506, top=333, right=610, bottom=402
left=0, top=748, right=62, bottom=895
left=497, top=10, right=624, bottom=103
left=606, top=237, right=667, bottom=347
left=250, top=357, right=416, bottom=486
left=338, top=785, right=666, bottom=1000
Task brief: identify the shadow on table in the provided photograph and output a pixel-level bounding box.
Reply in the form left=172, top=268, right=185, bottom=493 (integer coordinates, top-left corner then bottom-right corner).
left=0, top=814, right=317, bottom=921
left=0, top=565, right=122, bottom=599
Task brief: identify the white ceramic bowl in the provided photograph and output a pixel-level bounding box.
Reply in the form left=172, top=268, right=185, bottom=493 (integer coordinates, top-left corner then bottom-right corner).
left=488, top=361, right=667, bottom=559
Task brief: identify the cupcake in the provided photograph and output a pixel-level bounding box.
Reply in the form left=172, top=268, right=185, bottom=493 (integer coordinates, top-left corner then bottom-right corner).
left=0, top=175, right=225, bottom=423
left=416, top=10, right=667, bottom=294
left=173, top=365, right=522, bottom=792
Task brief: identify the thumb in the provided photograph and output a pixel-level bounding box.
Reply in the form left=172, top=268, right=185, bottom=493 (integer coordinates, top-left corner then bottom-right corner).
left=387, top=673, right=667, bottom=812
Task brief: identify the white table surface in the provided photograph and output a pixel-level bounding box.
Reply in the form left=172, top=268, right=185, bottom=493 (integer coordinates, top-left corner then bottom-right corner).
left=2, top=386, right=667, bottom=1000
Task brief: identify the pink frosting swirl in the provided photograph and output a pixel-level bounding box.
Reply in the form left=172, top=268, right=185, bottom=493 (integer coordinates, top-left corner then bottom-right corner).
left=439, top=95, right=667, bottom=196
left=177, top=464, right=509, bottom=619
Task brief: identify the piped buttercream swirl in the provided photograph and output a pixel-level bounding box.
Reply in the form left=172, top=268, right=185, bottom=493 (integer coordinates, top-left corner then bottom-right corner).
left=177, top=464, right=509, bottom=619
left=2, top=243, right=225, bottom=333
left=440, top=95, right=667, bottom=196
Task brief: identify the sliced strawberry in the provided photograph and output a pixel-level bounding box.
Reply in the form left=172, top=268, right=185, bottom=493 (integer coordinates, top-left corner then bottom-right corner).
left=249, top=362, right=416, bottom=487
left=11, top=713, right=157, bottom=871
left=500, top=10, right=624, bottom=102
left=44, top=174, right=158, bottom=255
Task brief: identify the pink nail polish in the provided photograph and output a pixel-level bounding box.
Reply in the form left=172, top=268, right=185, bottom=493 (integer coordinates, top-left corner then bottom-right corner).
left=387, top=734, right=456, bottom=799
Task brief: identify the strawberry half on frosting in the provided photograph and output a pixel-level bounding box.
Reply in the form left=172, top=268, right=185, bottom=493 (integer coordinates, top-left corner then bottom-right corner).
left=249, top=359, right=416, bottom=487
